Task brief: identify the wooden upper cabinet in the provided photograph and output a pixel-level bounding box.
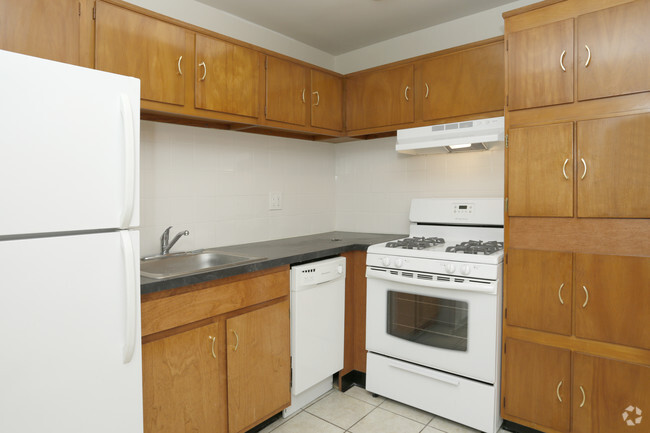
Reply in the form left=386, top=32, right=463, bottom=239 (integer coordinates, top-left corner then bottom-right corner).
left=0, top=0, right=80, bottom=65
left=95, top=1, right=187, bottom=106
left=506, top=249, right=573, bottom=335
left=577, top=113, right=650, bottom=218
left=507, top=19, right=574, bottom=111
left=502, top=339, right=571, bottom=432
left=346, top=64, right=414, bottom=132
left=265, top=56, right=308, bottom=126
left=573, top=353, right=650, bottom=433
left=575, top=253, right=650, bottom=351
left=508, top=122, right=574, bottom=217
left=226, top=300, right=290, bottom=433
left=420, top=41, right=504, bottom=121
left=310, top=69, right=343, bottom=131
left=142, top=321, right=226, bottom=433
left=577, top=0, right=650, bottom=102
left=195, top=34, right=259, bottom=118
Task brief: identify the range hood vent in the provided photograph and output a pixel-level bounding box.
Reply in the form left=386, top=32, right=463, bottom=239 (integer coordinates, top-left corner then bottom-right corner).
left=396, top=116, right=504, bottom=155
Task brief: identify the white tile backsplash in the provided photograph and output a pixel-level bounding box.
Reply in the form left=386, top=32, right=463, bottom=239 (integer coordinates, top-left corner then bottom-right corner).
left=139, top=122, right=504, bottom=256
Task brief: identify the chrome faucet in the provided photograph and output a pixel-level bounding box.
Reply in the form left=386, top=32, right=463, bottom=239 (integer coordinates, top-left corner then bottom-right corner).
left=160, top=226, right=190, bottom=255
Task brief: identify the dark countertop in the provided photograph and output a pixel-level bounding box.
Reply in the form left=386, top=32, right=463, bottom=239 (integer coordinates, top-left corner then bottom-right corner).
left=140, top=231, right=404, bottom=295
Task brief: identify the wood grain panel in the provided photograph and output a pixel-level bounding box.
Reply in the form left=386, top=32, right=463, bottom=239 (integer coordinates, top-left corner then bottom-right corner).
left=141, top=267, right=289, bottom=336
left=506, top=249, right=573, bottom=335
left=575, top=253, right=650, bottom=350
left=266, top=56, right=308, bottom=126
left=310, top=69, right=343, bottom=131
left=420, top=42, right=504, bottom=121
left=502, top=338, right=571, bottom=432
left=226, top=300, right=290, bottom=433
left=508, top=122, right=574, bottom=217
left=577, top=113, right=650, bottom=218
left=507, top=19, right=574, bottom=111
left=143, top=320, right=227, bottom=433
left=95, top=1, right=186, bottom=106
left=0, top=0, right=80, bottom=65
left=195, top=34, right=258, bottom=118
left=577, top=0, right=650, bottom=101
left=573, top=353, right=650, bottom=433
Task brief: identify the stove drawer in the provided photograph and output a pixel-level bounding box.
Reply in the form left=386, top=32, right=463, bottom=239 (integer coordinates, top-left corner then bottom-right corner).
left=366, top=352, right=501, bottom=433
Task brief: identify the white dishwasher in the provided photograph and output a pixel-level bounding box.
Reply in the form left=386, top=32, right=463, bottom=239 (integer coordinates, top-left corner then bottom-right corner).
left=283, top=256, right=346, bottom=418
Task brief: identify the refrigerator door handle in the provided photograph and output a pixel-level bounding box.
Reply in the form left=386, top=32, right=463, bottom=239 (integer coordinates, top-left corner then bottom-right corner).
left=121, top=231, right=138, bottom=364
left=119, top=94, right=136, bottom=229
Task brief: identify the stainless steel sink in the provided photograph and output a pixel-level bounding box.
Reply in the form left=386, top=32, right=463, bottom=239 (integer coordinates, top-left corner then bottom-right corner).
left=140, top=249, right=265, bottom=280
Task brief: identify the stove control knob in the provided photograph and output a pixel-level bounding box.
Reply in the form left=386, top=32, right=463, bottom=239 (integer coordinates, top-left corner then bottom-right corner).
left=461, top=264, right=471, bottom=276
left=445, top=263, right=456, bottom=274
left=395, top=258, right=404, bottom=268
left=382, top=257, right=391, bottom=267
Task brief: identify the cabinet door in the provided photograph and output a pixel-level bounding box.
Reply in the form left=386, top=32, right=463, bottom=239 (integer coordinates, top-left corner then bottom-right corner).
left=502, top=339, right=571, bottom=432
left=95, top=1, right=186, bottom=106
left=577, top=0, right=650, bottom=101
left=575, top=253, right=650, bottom=350
left=346, top=64, right=414, bottom=131
left=310, top=69, right=343, bottom=131
left=420, top=42, right=504, bottom=121
left=577, top=113, right=650, bottom=218
left=266, top=56, right=308, bottom=126
left=506, top=249, right=573, bottom=335
left=508, top=122, right=574, bottom=217
left=226, top=300, right=290, bottom=433
left=507, top=19, right=574, bottom=110
left=195, top=34, right=259, bottom=118
left=142, top=321, right=226, bottom=433
left=0, top=0, right=80, bottom=65
left=573, top=353, right=650, bottom=433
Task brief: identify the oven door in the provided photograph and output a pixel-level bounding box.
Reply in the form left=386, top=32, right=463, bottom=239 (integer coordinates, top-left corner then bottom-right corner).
left=366, top=267, right=500, bottom=384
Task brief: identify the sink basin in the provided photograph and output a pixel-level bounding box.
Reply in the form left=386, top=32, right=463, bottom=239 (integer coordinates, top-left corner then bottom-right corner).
left=141, top=249, right=265, bottom=280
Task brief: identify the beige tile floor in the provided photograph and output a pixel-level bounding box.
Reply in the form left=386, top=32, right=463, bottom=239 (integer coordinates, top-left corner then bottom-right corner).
left=258, top=386, right=510, bottom=433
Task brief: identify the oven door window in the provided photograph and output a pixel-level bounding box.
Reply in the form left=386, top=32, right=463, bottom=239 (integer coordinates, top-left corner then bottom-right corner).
left=387, top=291, right=468, bottom=351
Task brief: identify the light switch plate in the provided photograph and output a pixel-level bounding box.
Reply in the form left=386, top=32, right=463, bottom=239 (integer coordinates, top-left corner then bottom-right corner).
left=269, top=192, right=282, bottom=210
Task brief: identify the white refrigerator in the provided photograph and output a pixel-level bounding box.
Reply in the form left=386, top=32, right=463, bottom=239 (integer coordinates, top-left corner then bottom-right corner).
left=0, top=50, right=143, bottom=432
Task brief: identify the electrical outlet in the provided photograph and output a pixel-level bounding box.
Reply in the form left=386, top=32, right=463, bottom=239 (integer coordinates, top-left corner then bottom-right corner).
left=269, top=192, right=282, bottom=210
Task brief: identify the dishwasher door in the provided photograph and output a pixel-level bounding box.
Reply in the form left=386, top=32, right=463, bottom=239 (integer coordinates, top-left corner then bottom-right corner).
left=289, top=256, right=346, bottom=402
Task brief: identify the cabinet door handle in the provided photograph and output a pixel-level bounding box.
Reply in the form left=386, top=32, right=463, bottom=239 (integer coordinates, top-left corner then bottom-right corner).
left=177, top=56, right=183, bottom=75
left=404, top=86, right=410, bottom=101
left=584, top=45, right=591, bottom=67
left=582, top=285, right=589, bottom=308
left=312, top=91, right=320, bottom=106
left=231, top=330, right=239, bottom=351
left=580, top=158, right=588, bottom=179
left=558, top=283, right=565, bottom=305
left=208, top=336, right=217, bottom=359
left=556, top=380, right=564, bottom=402
left=302, top=88, right=305, bottom=103
left=560, top=50, right=567, bottom=72
left=199, top=61, right=207, bottom=81
left=424, top=83, right=429, bottom=99
left=562, top=159, right=569, bottom=180
left=579, top=385, right=586, bottom=408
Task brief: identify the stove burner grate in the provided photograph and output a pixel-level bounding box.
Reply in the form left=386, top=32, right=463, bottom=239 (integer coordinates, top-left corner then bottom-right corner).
left=386, top=237, right=445, bottom=250
left=445, top=240, right=504, bottom=255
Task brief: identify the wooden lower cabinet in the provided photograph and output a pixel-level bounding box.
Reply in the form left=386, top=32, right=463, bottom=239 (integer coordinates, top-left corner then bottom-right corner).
left=502, top=339, right=571, bottom=432
left=143, top=320, right=227, bottom=433
left=226, top=300, right=290, bottom=433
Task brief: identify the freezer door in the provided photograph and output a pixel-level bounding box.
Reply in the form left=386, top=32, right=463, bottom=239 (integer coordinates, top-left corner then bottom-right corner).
left=0, top=230, right=143, bottom=433
left=0, top=50, right=140, bottom=235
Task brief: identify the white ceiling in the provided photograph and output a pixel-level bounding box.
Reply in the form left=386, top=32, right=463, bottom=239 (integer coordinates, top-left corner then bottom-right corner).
left=194, top=0, right=517, bottom=55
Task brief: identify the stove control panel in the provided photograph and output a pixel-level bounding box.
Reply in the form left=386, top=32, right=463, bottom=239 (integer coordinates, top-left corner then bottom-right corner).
left=453, top=203, right=473, bottom=215
left=366, top=254, right=501, bottom=281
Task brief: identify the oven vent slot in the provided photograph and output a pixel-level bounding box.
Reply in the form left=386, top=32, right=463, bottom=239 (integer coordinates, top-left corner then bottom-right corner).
left=369, top=267, right=386, bottom=272
left=469, top=279, right=491, bottom=284
left=402, top=272, right=414, bottom=278
left=437, top=276, right=451, bottom=282
left=454, top=278, right=464, bottom=283
left=417, top=274, right=434, bottom=281
left=390, top=270, right=399, bottom=275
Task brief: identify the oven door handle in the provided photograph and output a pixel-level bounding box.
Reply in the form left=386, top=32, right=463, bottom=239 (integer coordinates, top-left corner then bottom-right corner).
left=366, top=268, right=497, bottom=294
left=388, top=360, right=460, bottom=386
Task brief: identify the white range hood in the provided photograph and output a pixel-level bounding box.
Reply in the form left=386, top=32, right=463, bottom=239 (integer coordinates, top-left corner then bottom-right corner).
left=396, top=116, right=504, bottom=155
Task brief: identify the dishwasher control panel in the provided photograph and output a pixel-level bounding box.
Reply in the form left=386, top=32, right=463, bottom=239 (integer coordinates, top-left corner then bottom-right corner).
left=292, top=257, right=346, bottom=288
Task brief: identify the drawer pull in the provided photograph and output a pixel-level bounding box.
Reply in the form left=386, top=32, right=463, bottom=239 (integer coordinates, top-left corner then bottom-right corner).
left=585, top=45, right=591, bottom=67
left=424, top=83, right=429, bottom=99
left=231, top=329, right=239, bottom=351
left=560, top=50, right=567, bottom=72
left=582, top=285, right=589, bottom=308
left=388, top=361, right=459, bottom=386
left=404, top=86, right=410, bottom=101
left=558, top=283, right=565, bottom=305
left=556, top=380, right=563, bottom=402
left=580, top=158, right=588, bottom=180
left=302, top=88, right=305, bottom=103
left=177, top=56, right=183, bottom=75
left=562, top=159, right=569, bottom=180
left=579, top=385, right=586, bottom=408
left=208, top=335, right=217, bottom=359
left=312, top=91, right=320, bottom=106
left=199, top=61, right=207, bottom=81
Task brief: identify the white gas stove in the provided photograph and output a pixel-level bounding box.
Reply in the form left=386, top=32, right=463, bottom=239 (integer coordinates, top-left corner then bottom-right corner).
left=365, top=197, right=504, bottom=433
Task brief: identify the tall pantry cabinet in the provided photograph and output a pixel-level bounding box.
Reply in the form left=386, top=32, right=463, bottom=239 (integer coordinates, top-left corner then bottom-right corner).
left=501, top=1, right=650, bottom=433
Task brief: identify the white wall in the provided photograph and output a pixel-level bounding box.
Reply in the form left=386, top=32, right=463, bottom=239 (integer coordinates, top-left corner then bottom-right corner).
left=139, top=121, right=336, bottom=257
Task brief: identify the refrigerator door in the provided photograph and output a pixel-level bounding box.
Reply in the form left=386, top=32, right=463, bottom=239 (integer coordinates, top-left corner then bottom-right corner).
left=0, top=230, right=143, bottom=433
left=0, top=50, right=140, bottom=235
